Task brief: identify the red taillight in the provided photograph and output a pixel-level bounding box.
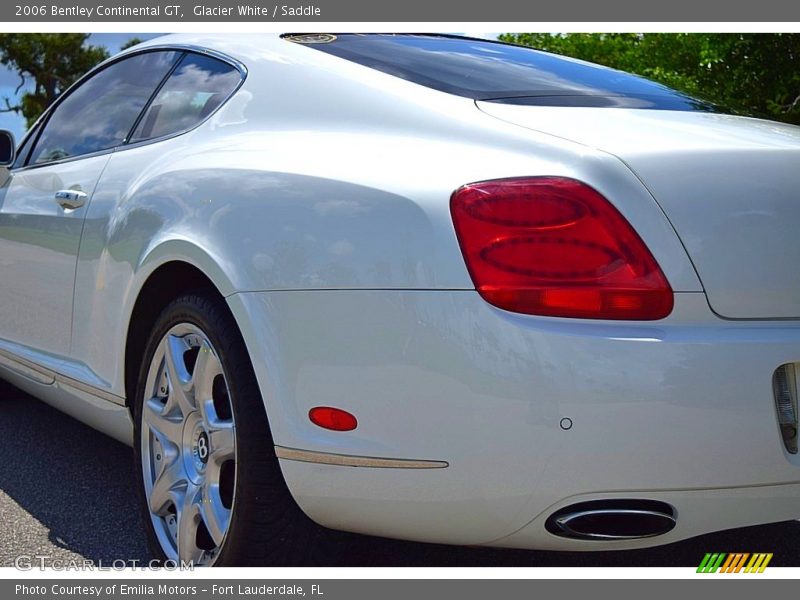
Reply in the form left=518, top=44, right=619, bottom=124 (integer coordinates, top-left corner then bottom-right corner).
left=309, top=406, right=358, bottom=431
left=450, top=177, right=673, bottom=320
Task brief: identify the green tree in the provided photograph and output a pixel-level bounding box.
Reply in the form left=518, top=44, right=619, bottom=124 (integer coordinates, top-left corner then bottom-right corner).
left=499, top=33, right=800, bottom=124
left=0, top=33, right=109, bottom=127
left=119, top=37, right=144, bottom=51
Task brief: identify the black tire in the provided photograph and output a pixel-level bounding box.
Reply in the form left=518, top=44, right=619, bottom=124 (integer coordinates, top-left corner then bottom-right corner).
left=132, top=291, right=334, bottom=566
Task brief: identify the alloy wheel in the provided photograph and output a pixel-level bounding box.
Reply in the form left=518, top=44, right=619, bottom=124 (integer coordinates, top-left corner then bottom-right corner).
left=140, top=323, right=237, bottom=565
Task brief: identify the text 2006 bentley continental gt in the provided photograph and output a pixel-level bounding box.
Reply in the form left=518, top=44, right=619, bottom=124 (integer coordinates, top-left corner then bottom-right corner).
left=1, top=33, right=800, bottom=565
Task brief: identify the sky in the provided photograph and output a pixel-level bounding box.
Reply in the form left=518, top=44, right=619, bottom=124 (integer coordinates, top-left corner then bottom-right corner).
left=0, top=33, right=164, bottom=140
left=0, top=31, right=499, bottom=141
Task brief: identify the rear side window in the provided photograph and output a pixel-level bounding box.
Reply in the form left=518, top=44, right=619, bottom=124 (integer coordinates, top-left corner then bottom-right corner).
left=290, top=34, right=719, bottom=111
left=130, top=53, right=241, bottom=142
left=29, top=51, right=180, bottom=165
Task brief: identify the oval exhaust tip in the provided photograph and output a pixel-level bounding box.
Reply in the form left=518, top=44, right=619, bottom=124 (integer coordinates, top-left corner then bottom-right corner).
left=546, top=499, right=676, bottom=540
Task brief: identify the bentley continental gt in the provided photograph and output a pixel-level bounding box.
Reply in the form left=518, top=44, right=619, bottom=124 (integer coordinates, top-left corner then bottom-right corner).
left=1, top=33, right=799, bottom=565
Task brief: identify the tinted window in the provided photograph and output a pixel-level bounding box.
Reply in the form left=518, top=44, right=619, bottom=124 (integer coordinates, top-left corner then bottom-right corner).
left=130, top=53, right=241, bottom=142
left=12, top=128, right=34, bottom=169
left=294, top=34, right=720, bottom=111
left=29, top=51, right=180, bottom=165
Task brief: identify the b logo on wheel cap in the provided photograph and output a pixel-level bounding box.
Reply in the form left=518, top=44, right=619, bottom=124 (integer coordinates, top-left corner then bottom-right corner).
left=197, top=431, right=210, bottom=464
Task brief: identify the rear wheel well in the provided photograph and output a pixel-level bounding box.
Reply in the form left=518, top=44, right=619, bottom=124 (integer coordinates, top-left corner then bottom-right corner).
left=124, top=262, right=224, bottom=410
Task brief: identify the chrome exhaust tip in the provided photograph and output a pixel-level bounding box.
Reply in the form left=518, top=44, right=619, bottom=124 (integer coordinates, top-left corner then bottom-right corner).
left=546, top=499, right=676, bottom=540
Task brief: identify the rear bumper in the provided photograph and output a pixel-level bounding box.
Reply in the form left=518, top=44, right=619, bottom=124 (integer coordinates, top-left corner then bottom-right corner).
left=228, top=289, right=800, bottom=549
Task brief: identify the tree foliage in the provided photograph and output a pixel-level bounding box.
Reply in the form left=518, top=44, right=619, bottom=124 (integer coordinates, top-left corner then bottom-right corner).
left=499, top=33, right=800, bottom=124
left=0, top=33, right=109, bottom=127
left=119, top=37, right=144, bottom=51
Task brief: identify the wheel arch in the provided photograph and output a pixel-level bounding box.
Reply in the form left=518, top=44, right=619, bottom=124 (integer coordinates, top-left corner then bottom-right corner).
left=123, top=240, right=238, bottom=412
left=120, top=240, right=285, bottom=465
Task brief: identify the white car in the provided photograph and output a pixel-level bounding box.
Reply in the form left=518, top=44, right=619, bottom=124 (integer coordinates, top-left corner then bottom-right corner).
left=1, top=32, right=799, bottom=566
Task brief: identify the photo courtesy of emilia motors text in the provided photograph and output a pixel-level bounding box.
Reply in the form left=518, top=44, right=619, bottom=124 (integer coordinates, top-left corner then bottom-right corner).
left=1, top=0, right=800, bottom=593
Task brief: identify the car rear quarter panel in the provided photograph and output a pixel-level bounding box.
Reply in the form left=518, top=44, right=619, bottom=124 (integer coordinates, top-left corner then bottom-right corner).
left=70, top=44, right=702, bottom=426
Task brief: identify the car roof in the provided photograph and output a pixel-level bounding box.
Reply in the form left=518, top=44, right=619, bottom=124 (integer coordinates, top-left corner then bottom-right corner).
left=125, top=33, right=298, bottom=65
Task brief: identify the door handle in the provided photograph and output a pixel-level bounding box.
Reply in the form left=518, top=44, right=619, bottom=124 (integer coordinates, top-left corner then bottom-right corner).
left=54, top=189, right=87, bottom=210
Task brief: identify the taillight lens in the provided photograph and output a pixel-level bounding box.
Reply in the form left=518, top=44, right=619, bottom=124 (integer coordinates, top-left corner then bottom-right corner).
left=450, top=177, right=673, bottom=320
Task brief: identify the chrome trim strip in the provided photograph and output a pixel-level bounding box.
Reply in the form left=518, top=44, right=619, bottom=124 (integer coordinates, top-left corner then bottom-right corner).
left=0, top=346, right=125, bottom=405
left=109, top=43, right=248, bottom=78
left=274, top=446, right=448, bottom=469
left=56, top=374, right=126, bottom=406
left=0, top=348, right=55, bottom=385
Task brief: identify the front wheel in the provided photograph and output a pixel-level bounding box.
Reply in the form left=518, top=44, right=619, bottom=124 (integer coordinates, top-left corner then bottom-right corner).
left=132, top=292, right=330, bottom=566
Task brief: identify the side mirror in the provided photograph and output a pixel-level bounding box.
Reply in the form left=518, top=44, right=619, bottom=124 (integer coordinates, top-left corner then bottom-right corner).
left=0, top=130, right=15, bottom=167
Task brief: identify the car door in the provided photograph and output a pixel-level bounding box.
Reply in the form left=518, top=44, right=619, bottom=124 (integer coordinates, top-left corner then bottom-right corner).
left=0, top=49, right=180, bottom=359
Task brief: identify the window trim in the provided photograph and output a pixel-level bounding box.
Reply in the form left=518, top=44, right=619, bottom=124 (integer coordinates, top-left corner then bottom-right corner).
left=11, top=103, right=48, bottom=169
left=12, top=120, right=38, bottom=169
left=21, top=48, right=183, bottom=170
left=12, top=44, right=247, bottom=173
left=124, top=50, right=245, bottom=147
left=124, top=51, right=186, bottom=145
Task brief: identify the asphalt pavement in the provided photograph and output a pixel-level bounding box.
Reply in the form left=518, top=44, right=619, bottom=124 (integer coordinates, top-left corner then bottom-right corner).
left=1, top=381, right=798, bottom=568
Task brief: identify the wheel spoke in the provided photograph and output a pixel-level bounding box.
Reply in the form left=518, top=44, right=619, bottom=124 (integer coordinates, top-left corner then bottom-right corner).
left=192, top=344, right=223, bottom=411
left=149, top=459, right=185, bottom=516
left=177, top=483, right=204, bottom=564
left=208, top=422, right=235, bottom=464
left=164, top=334, right=196, bottom=417
left=200, top=481, right=230, bottom=547
left=198, top=395, right=227, bottom=432
left=142, top=397, right=183, bottom=447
